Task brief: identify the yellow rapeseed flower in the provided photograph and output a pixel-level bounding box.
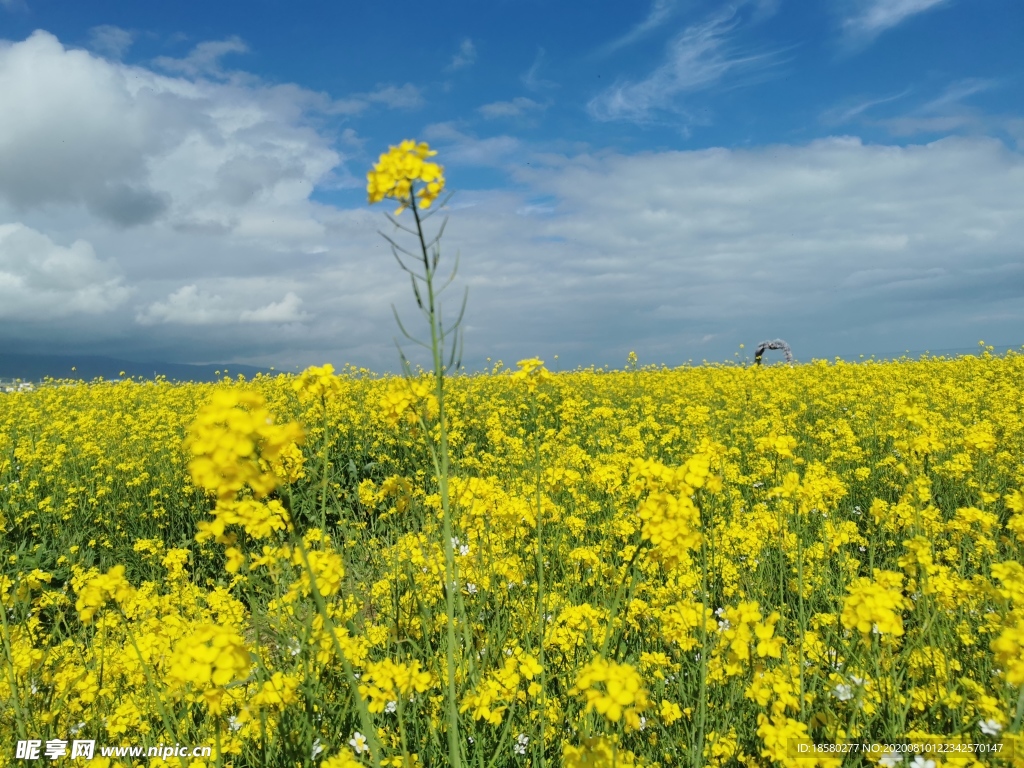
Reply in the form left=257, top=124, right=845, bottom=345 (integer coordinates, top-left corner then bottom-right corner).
left=367, top=139, right=445, bottom=214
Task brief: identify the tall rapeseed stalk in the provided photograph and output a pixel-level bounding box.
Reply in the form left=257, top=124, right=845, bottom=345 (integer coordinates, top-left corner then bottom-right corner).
left=367, top=140, right=466, bottom=768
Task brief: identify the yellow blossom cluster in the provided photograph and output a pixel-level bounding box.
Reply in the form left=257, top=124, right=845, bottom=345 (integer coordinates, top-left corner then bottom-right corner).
left=186, top=389, right=305, bottom=502
left=73, top=564, right=135, bottom=624
left=378, top=376, right=439, bottom=428
left=367, top=139, right=445, bottom=214
left=841, top=569, right=913, bottom=638
left=358, top=658, right=436, bottom=713
left=569, top=657, right=651, bottom=731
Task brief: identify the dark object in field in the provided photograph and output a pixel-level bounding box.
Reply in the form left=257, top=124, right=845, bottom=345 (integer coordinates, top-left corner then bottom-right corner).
left=754, top=339, right=793, bottom=365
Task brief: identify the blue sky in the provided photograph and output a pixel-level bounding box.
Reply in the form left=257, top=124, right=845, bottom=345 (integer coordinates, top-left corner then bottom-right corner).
left=0, top=0, right=1021, bottom=371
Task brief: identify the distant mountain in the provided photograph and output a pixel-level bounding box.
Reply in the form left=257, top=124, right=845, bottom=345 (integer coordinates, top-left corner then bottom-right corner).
left=0, top=352, right=275, bottom=383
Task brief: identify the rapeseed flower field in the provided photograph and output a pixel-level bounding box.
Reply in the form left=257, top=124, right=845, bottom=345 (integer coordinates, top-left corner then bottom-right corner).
left=2, top=141, right=1023, bottom=767
left=3, top=351, right=1024, bottom=767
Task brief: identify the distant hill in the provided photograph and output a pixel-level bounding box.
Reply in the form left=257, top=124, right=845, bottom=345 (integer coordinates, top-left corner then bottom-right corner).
left=0, top=352, right=275, bottom=383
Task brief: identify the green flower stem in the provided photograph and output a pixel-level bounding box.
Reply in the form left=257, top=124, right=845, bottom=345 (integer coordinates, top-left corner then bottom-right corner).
left=409, top=194, right=463, bottom=768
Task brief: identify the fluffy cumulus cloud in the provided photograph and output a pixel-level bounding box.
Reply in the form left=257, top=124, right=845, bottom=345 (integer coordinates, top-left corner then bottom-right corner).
left=0, top=223, right=130, bottom=319
left=0, top=31, right=342, bottom=244
left=136, top=285, right=308, bottom=326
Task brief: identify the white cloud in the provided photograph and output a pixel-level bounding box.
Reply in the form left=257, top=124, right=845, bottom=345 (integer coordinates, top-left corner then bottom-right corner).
left=0, top=30, right=341, bottom=243
left=820, top=89, right=913, bottom=126
left=87, top=25, right=134, bottom=60
left=240, top=292, right=306, bottom=323
left=921, top=78, right=999, bottom=110
left=0, top=223, right=130, bottom=318
left=137, top=284, right=308, bottom=325
left=599, top=0, right=679, bottom=54
left=477, top=97, right=545, bottom=119
left=840, top=0, right=953, bottom=43
left=587, top=6, right=788, bottom=123
left=842, top=79, right=1011, bottom=139
left=421, top=124, right=522, bottom=166
left=446, top=39, right=476, bottom=72
left=153, top=36, right=250, bottom=80
left=363, top=83, right=424, bottom=110
left=521, top=48, right=558, bottom=91
left=427, top=135, right=1024, bottom=365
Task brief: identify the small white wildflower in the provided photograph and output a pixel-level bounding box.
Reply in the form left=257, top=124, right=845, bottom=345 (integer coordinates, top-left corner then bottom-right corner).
left=385, top=700, right=398, bottom=714
left=717, top=619, right=732, bottom=632
left=849, top=675, right=864, bottom=686
left=311, top=738, right=324, bottom=760
left=459, top=544, right=470, bottom=557
left=69, top=722, right=86, bottom=736
left=753, top=481, right=764, bottom=488
left=878, top=752, right=904, bottom=768
left=349, top=732, right=369, bottom=754
left=859, top=546, right=866, bottom=552
left=289, top=638, right=302, bottom=656
left=979, top=718, right=1002, bottom=736
left=466, top=582, right=478, bottom=594
left=831, top=683, right=854, bottom=701
left=514, top=733, right=529, bottom=755
left=909, top=757, right=934, bottom=768
left=714, top=607, right=725, bottom=617
left=638, top=716, right=647, bottom=731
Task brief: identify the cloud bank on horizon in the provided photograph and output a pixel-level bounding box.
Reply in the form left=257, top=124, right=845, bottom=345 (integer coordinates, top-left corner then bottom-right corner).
left=0, top=0, right=1021, bottom=372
